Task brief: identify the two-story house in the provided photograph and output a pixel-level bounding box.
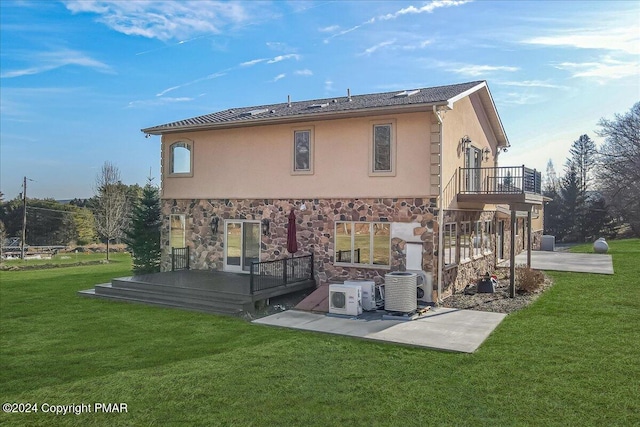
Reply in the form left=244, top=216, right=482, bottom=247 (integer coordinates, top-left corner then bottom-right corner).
left=142, top=80, right=543, bottom=301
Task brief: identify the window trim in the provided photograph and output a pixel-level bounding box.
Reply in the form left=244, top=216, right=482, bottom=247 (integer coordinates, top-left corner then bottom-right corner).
left=291, top=126, right=314, bottom=175
left=369, top=119, right=397, bottom=176
left=168, top=140, right=193, bottom=177
left=334, top=221, right=391, bottom=268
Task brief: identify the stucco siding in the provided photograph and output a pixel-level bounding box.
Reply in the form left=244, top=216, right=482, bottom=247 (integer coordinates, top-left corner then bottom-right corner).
left=161, top=111, right=434, bottom=200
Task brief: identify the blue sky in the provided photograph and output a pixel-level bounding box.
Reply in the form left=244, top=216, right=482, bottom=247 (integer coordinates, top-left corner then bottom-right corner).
left=1, top=0, right=638, bottom=200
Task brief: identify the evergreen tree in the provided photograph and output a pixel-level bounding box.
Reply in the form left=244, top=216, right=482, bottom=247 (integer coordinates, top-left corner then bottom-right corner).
left=559, top=164, right=580, bottom=241
left=124, top=179, right=161, bottom=274
left=543, top=160, right=562, bottom=237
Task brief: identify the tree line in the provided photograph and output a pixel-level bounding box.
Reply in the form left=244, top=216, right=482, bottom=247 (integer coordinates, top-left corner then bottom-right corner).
left=0, top=161, right=162, bottom=273
left=543, top=102, right=639, bottom=241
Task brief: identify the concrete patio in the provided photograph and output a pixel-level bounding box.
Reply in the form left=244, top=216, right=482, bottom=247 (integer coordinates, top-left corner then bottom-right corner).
left=253, top=307, right=506, bottom=353
left=501, top=250, right=614, bottom=274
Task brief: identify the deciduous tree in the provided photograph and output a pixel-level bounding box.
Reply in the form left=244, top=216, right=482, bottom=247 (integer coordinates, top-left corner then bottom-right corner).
left=596, top=102, right=640, bottom=236
left=94, top=162, right=128, bottom=261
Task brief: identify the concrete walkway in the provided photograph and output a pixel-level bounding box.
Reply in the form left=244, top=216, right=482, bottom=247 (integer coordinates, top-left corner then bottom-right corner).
left=253, top=308, right=506, bottom=353
left=502, top=251, right=614, bottom=274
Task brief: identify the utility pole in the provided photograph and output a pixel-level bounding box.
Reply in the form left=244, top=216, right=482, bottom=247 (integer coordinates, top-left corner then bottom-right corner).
left=21, top=176, right=27, bottom=260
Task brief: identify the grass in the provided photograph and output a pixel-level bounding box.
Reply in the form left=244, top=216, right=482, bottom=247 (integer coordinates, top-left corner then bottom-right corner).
left=1, top=240, right=639, bottom=426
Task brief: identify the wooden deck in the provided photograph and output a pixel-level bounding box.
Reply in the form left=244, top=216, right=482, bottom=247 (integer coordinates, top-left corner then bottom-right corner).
left=79, top=270, right=316, bottom=316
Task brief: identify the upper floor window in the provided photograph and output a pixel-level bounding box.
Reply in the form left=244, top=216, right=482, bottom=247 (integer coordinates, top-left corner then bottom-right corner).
left=170, top=141, right=192, bottom=175
left=370, top=120, right=396, bottom=176
left=335, top=221, right=390, bottom=267
left=292, top=128, right=314, bottom=175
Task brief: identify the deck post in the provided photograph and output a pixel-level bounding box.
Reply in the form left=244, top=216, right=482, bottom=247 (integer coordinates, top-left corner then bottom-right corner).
left=527, top=209, right=532, bottom=268
left=510, top=208, right=517, bottom=298
left=310, top=252, right=314, bottom=281
left=283, top=258, right=287, bottom=285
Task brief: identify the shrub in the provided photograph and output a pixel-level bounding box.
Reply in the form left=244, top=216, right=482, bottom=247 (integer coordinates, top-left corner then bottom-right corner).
left=515, top=264, right=545, bottom=293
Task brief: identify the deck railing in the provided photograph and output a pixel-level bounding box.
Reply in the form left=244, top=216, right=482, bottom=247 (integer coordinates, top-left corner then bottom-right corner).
left=171, top=247, right=190, bottom=271
left=336, top=248, right=361, bottom=264
left=250, top=254, right=314, bottom=294
left=458, top=166, right=541, bottom=195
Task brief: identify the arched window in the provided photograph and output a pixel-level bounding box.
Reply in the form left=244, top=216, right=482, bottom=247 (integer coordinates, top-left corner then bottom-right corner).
left=170, top=141, right=192, bottom=175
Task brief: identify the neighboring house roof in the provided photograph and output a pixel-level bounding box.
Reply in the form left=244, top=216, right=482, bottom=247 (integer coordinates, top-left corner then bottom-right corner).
left=142, top=80, right=508, bottom=147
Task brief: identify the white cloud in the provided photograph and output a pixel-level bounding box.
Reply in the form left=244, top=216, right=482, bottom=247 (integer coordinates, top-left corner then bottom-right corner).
left=498, top=80, right=566, bottom=89
left=499, top=92, right=543, bottom=106
left=240, top=58, right=267, bottom=67
left=294, top=69, right=313, bottom=76
left=319, top=25, right=339, bottom=33
left=272, top=73, right=286, bottom=82
left=64, top=0, right=251, bottom=41
left=323, top=18, right=375, bottom=43
left=325, top=79, right=334, bottom=92
left=128, top=97, right=194, bottom=108
left=554, top=56, right=640, bottom=82
left=379, top=0, right=473, bottom=21
left=266, top=54, right=301, bottom=63
left=439, top=62, right=519, bottom=76
left=0, top=48, right=112, bottom=78
left=523, top=26, right=639, bottom=55
left=156, top=71, right=226, bottom=96
left=361, top=40, right=396, bottom=56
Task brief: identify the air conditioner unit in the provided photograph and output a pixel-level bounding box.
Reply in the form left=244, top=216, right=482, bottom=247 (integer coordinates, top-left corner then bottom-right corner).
left=415, top=271, right=433, bottom=303
left=329, top=284, right=362, bottom=316
left=343, top=280, right=377, bottom=311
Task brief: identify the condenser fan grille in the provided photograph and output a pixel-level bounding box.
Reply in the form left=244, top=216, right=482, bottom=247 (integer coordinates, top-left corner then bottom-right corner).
left=330, top=291, right=346, bottom=308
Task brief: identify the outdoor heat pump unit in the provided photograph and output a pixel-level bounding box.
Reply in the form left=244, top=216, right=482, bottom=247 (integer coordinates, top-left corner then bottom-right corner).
left=343, top=280, right=377, bottom=311
left=329, top=284, right=362, bottom=316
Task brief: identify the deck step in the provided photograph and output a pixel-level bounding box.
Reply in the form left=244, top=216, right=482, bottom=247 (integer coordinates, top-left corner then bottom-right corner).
left=78, top=287, right=243, bottom=315
left=78, top=270, right=316, bottom=317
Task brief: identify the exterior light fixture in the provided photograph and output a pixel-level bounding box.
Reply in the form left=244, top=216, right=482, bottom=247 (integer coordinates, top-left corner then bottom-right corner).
left=210, top=216, right=219, bottom=234
left=483, top=147, right=491, bottom=161
left=460, top=135, right=471, bottom=151
left=261, top=219, right=270, bottom=236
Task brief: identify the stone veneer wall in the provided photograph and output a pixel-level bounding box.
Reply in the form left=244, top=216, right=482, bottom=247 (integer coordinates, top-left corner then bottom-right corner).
left=161, top=197, right=438, bottom=286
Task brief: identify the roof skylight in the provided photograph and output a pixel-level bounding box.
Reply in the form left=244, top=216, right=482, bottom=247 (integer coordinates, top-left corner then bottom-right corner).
left=239, top=108, right=269, bottom=117
left=307, top=103, right=329, bottom=109
left=394, top=89, right=420, bottom=98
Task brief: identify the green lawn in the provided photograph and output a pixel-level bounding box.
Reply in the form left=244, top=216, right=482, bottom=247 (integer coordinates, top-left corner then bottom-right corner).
left=1, top=241, right=638, bottom=426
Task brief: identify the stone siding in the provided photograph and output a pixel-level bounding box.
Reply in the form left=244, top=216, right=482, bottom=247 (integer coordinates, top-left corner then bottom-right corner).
left=161, top=197, right=438, bottom=286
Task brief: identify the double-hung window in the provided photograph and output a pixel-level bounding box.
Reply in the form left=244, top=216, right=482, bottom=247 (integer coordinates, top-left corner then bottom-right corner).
left=335, top=221, right=390, bottom=267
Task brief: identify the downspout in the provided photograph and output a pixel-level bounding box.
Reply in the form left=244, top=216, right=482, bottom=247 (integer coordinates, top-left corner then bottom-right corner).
left=433, top=105, right=444, bottom=304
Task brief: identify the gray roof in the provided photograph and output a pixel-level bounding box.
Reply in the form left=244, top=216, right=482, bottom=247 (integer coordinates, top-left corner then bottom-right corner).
left=142, top=80, right=486, bottom=135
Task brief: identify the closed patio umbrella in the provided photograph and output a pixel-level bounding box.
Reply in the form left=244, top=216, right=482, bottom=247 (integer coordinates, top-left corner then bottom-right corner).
left=287, top=209, right=298, bottom=255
